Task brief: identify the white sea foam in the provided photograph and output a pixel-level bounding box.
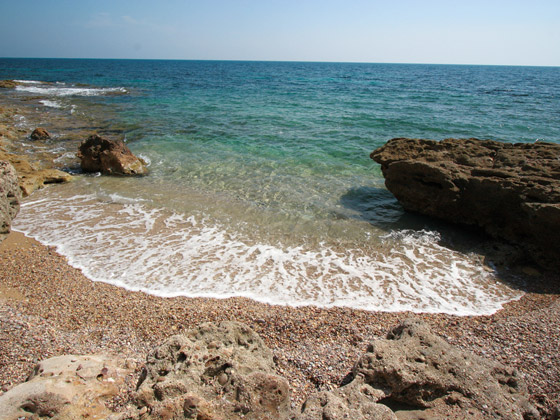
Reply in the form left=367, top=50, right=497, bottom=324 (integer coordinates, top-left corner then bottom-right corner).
left=13, top=190, right=523, bottom=316
left=14, top=79, right=43, bottom=84
left=40, top=99, right=63, bottom=108
left=15, top=85, right=127, bottom=97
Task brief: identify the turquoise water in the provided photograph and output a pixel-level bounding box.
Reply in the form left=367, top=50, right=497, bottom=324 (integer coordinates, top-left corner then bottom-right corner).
left=2, top=59, right=559, bottom=314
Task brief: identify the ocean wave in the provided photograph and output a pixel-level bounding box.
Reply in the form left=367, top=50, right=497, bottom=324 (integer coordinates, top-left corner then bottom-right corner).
left=40, top=99, right=63, bottom=108
left=15, top=84, right=127, bottom=97
left=14, top=189, right=523, bottom=316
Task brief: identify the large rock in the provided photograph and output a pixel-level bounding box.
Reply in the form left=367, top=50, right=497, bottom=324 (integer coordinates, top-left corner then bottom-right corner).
left=298, top=319, right=537, bottom=420
left=30, top=127, right=51, bottom=140
left=0, top=354, right=134, bottom=420
left=133, top=321, right=291, bottom=420
left=0, top=160, right=21, bottom=241
left=78, top=134, right=148, bottom=176
left=371, top=138, right=560, bottom=268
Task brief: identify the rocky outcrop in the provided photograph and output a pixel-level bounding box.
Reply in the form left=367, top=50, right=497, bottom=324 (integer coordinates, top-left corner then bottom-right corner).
left=0, top=151, right=73, bottom=197
left=132, top=321, right=291, bottom=420
left=30, top=127, right=51, bottom=140
left=0, top=160, right=21, bottom=241
left=0, top=80, right=20, bottom=89
left=298, top=319, right=537, bottom=420
left=371, top=138, right=560, bottom=269
left=0, top=355, right=135, bottom=420
left=78, top=134, right=148, bottom=176
left=0, top=321, right=538, bottom=419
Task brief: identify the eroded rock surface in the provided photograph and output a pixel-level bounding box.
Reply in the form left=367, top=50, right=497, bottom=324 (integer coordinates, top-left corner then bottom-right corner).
left=298, top=319, right=537, bottom=420
left=78, top=134, right=148, bottom=176
left=132, top=321, right=291, bottom=420
left=0, top=354, right=134, bottom=420
left=371, top=138, right=560, bottom=269
left=0, top=160, right=21, bottom=241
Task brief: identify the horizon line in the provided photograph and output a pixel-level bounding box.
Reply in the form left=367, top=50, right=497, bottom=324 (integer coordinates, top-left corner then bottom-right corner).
left=1, top=56, right=559, bottom=68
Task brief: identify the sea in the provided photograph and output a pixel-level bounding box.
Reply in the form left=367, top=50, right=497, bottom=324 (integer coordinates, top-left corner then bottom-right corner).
left=1, top=58, right=559, bottom=315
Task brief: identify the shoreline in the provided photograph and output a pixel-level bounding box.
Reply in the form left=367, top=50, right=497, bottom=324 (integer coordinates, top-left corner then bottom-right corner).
left=1, top=230, right=559, bottom=414
left=1, top=82, right=559, bottom=415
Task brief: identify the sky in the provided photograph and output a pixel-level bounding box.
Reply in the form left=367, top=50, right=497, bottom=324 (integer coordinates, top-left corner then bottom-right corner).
left=1, top=0, right=559, bottom=66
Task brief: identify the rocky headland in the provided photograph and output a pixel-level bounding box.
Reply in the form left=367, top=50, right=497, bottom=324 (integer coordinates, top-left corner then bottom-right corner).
left=371, top=138, right=560, bottom=270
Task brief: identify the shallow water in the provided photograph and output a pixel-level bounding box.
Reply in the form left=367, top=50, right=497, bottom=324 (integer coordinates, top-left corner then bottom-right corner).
left=3, top=59, right=559, bottom=315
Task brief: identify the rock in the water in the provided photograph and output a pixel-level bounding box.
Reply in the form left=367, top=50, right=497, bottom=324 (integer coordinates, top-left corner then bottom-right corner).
left=0, top=160, right=21, bottom=241
left=0, top=80, right=19, bottom=89
left=30, top=127, right=51, bottom=140
left=0, top=354, right=134, bottom=420
left=371, top=138, right=560, bottom=269
left=299, top=319, right=537, bottom=420
left=78, top=134, right=148, bottom=176
left=134, top=321, right=291, bottom=420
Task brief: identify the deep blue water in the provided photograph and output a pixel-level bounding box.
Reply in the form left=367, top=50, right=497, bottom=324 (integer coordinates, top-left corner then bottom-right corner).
left=2, top=58, right=558, bottom=314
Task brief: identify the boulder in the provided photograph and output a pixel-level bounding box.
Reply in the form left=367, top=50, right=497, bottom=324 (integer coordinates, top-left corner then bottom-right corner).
left=298, top=319, right=537, bottom=420
left=78, top=134, right=148, bottom=176
left=0, top=160, right=21, bottom=241
left=371, top=138, right=560, bottom=269
left=0, top=354, right=134, bottom=420
left=30, top=127, right=51, bottom=140
left=133, top=321, right=291, bottom=420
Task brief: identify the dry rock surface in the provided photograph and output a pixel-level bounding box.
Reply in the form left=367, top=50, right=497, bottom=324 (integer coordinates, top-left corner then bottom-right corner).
left=297, top=319, right=537, bottom=420
left=0, top=320, right=540, bottom=420
left=78, top=134, right=148, bottom=176
left=132, top=321, right=291, bottom=420
left=371, top=138, right=560, bottom=269
left=0, top=160, right=21, bottom=240
left=0, top=354, right=134, bottom=420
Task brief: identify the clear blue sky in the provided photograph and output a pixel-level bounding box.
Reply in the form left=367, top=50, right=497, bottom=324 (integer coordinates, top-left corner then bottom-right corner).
left=1, top=0, right=559, bottom=65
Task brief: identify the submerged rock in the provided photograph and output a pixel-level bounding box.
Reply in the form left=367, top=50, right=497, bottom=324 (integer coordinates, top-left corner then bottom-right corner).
left=78, top=134, right=148, bottom=176
left=30, top=127, right=51, bottom=140
left=298, top=319, right=537, bottom=420
left=371, top=138, right=560, bottom=269
left=0, top=160, right=21, bottom=241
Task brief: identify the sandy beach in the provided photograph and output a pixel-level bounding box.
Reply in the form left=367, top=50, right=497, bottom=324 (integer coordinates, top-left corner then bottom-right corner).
left=1, top=230, right=559, bottom=414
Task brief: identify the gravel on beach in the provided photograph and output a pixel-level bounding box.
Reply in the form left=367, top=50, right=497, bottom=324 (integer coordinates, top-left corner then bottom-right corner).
left=1, top=232, right=559, bottom=416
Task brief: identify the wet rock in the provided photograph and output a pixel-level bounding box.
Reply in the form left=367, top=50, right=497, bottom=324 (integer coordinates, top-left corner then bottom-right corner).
left=135, top=321, right=291, bottom=420
left=30, top=127, right=51, bottom=140
left=0, top=151, right=73, bottom=197
left=371, top=138, right=560, bottom=269
left=298, top=319, right=537, bottom=420
left=0, top=160, right=21, bottom=241
left=0, top=354, right=134, bottom=420
left=0, top=80, right=19, bottom=89
left=78, top=134, right=148, bottom=176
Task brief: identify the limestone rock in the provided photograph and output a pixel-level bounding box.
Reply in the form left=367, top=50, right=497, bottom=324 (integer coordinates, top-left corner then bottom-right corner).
left=78, top=134, right=148, bottom=176
left=371, top=138, right=560, bottom=269
left=0, top=151, right=73, bottom=197
left=0, top=354, right=134, bottom=420
left=0, top=80, right=19, bottom=89
left=134, top=321, right=291, bottom=420
left=298, top=319, right=537, bottom=420
left=0, top=160, right=21, bottom=241
left=30, top=127, right=51, bottom=140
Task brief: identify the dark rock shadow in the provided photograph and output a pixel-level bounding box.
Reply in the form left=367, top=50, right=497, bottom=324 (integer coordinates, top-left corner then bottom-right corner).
left=339, top=186, right=560, bottom=295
